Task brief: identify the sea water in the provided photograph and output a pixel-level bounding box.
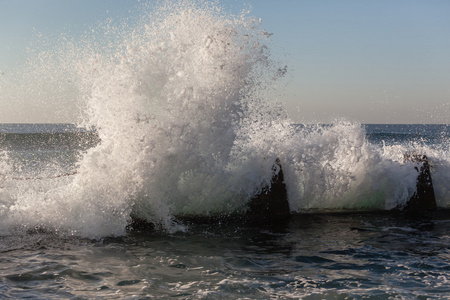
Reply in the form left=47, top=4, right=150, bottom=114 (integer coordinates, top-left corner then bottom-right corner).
left=0, top=126, right=449, bottom=299
left=0, top=0, right=449, bottom=298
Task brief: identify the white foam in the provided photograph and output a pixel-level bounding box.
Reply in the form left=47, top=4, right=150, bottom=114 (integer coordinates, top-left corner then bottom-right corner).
left=0, top=0, right=449, bottom=237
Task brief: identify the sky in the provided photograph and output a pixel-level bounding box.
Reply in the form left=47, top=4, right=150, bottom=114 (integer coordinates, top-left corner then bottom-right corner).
left=0, top=0, right=449, bottom=124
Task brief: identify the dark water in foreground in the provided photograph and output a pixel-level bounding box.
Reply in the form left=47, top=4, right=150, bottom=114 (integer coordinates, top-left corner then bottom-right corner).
left=1, top=214, right=449, bottom=299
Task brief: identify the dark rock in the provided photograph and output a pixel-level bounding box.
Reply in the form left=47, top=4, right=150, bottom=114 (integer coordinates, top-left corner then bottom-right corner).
left=127, top=158, right=291, bottom=231
left=245, top=158, right=290, bottom=223
left=399, top=153, right=437, bottom=215
left=126, top=217, right=155, bottom=232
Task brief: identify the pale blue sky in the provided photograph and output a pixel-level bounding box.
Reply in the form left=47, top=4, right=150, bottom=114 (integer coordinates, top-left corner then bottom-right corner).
left=1, top=0, right=449, bottom=123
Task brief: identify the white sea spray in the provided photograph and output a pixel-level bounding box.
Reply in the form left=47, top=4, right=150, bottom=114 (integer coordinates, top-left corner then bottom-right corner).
left=0, top=0, right=448, bottom=237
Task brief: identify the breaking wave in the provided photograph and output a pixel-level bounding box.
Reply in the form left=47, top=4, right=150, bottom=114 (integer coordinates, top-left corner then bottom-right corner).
left=0, top=0, right=449, bottom=238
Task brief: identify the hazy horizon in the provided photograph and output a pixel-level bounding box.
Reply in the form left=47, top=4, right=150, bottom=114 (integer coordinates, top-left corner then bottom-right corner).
left=1, top=0, right=449, bottom=124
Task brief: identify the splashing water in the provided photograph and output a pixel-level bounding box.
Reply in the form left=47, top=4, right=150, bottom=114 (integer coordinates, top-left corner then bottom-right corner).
left=72, top=1, right=291, bottom=233
left=0, top=0, right=449, bottom=238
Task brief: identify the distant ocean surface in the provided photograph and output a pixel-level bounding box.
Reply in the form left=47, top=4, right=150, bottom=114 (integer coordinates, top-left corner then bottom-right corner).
left=364, top=124, right=450, bottom=149
left=0, top=123, right=449, bottom=299
left=1, top=122, right=449, bottom=175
